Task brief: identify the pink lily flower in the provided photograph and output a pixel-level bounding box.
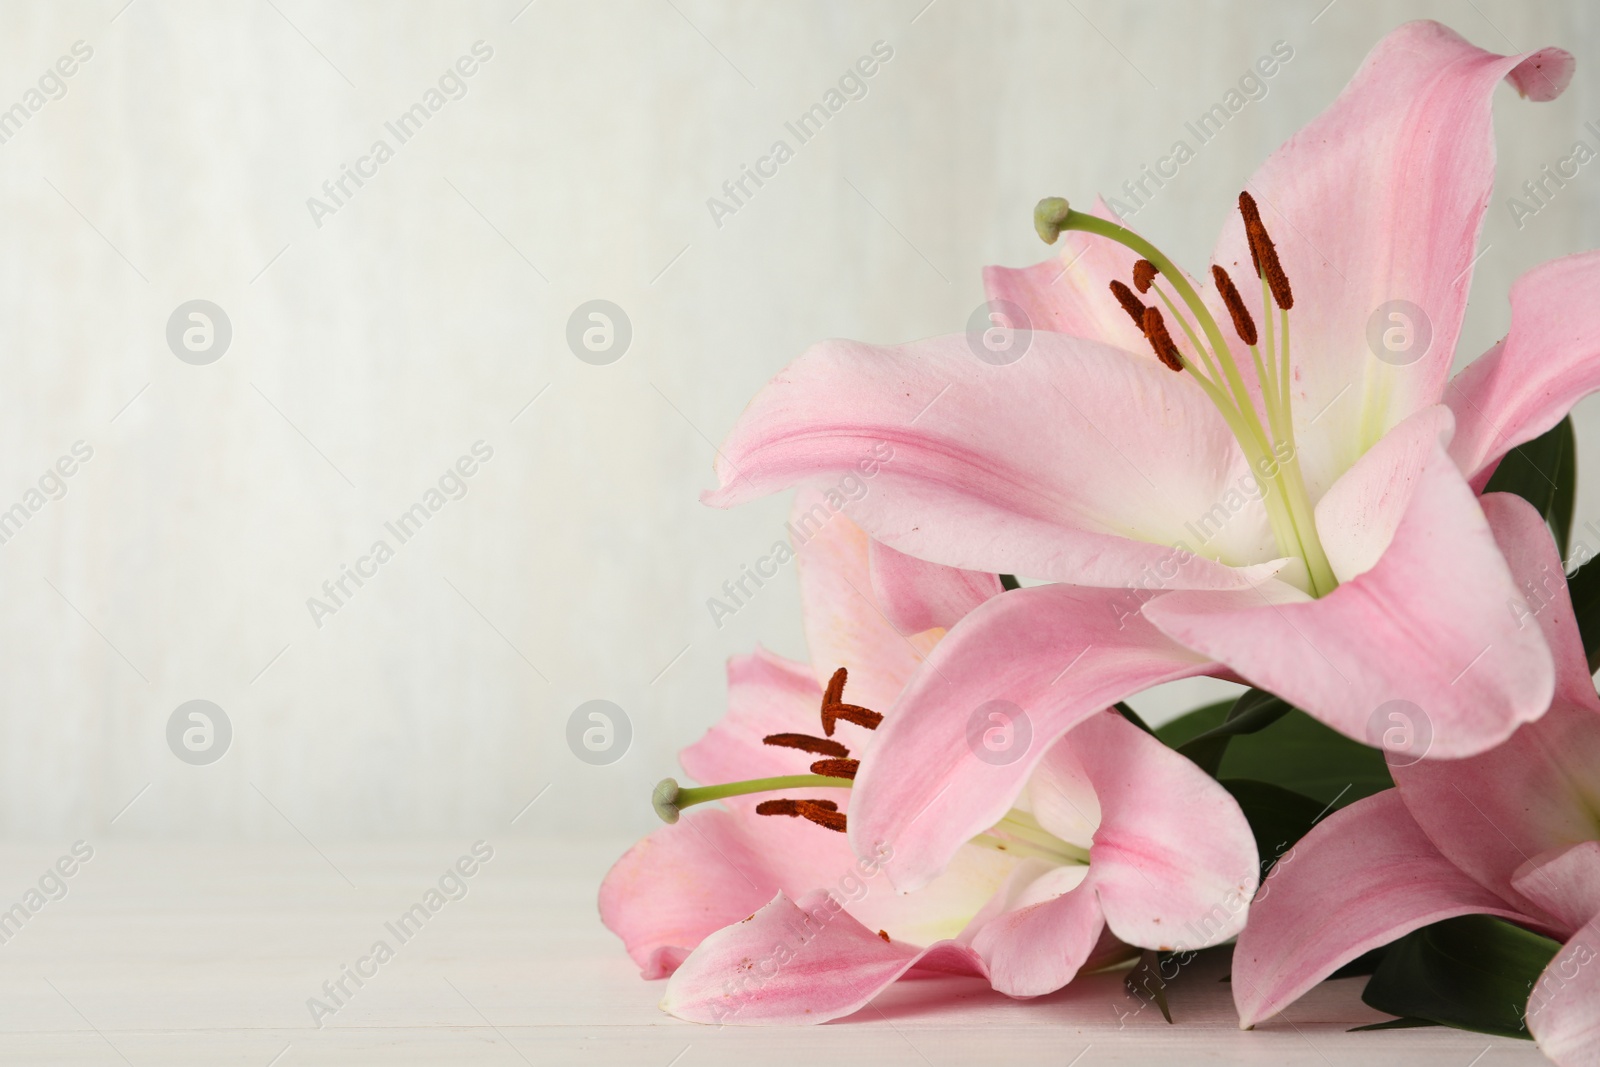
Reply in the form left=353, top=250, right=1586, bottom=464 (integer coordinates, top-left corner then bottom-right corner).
left=704, top=20, right=1587, bottom=801
left=600, top=493, right=1258, bottom=1023
left=1233, top=493, right=1600, bottom=1065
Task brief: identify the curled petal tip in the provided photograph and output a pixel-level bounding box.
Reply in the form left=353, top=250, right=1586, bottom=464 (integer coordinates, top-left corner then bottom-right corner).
left=1507, top=47, right=1574, bottom=102
left=652, top=777, right=681, bottom=823
left=1034, top=197, right=1072, bottom=244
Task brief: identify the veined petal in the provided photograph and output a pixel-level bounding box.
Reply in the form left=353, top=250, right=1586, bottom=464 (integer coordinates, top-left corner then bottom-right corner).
left=1050, top=711, right=1259, bottom=950
left=1208, top=21, right=1571, bottom=499
left=1313, top=405, right=1453, bottom=583
left=793, top=492, right=938, bottom=715
left=1528, top=915, right=1600, bottom=1067
left=599, top=807, right=854, bottom=979
left=1144, top=441, right=1554, bottom=758
left=1513, top=843, right=1600, bottom=936
left=1393, top=493, right=1600, bottom=913
left=704, top=332, right=1278, bottom=588
left=680, top=647, right=826, bottom=790
left=1233, top=790, right=1534, bottom=1029
left=849, top=584, right=1215, bottom=892
left=1448, top=251, right=1600, bottom=483
left=982, top=198, right=1148, bottom=353
left=868, top=537, right=1002, bottom=635
left=965, top=864, right=1106, bottom=997
left=661, top=888, right=986, bottom=1024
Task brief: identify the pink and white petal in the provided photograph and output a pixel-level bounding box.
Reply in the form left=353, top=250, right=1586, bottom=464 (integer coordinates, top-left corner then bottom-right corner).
left=846, top=840, right=1024, bottom=949
left=1513, top=843, right=1600, bottom=936
left=982, top=198, right=1148, bottom=353
left=1392, top=493, right=1600, bottom=910
left=1528, top=915, right=1600, bottom=1067
left=705, top=331, right=1279, bottom=588
left=1048, top=711, right=1259, bottom=950
left=868, top=537, right=1002, bottom=636
left=599, top=807, right=854, bottom=979
left=1207, top=21, right=1571, bottom=498
left=661, top=888, right=987, bottom=1024
left=680, top=647, right=825, bottom=790
left=1313, top=405, right=1454, bottom=583
left=1233, top=790, right=1535, bottom=1028
left=1447, top=251, right=1600, bottom=482
left=966, top=866, right=1107, bottom=997
left=1144, top=441, right=1555, bottom=758
left=849, top=583, right=1216, bottom=892
left=793, top=493, right=938, bottom=717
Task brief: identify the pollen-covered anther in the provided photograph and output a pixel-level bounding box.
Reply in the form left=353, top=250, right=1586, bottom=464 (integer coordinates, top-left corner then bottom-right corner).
left=1238, top=191, right=1293, bottom=311
left=1238, top=191, right=1266, bottom=278
left=1131, top=259, right=1157, bottom=294
left=809, top=758, right=859, bottom=780
left=820, top=667, right=884, bottom=736
left=755, top=798, right=847, bottom=833
left=1108, top=280, right=1147, bottom=328
left=1210, top=264, right=1258, bottom=346
left=763, top=733, right=850, bottom=758
left=1141, top=307, right=1185, bottom=372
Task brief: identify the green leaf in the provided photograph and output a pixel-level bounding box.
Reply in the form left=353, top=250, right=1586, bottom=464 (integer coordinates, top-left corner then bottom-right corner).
left=998, top=573, right=1021, bottom=591
left=1220, top=710, right=1392, bottom=808
left=1348, top=1017, right=1440, bottom=1032
left=1159, top=694, right=1392, bottom=807
left=1124, top=948, right=1173, bottom=1023
left=1484, top=416, right=1576, bottom=558
left=1220, top=779, right=1326, bottom=874
left=1177, top=689, right=1292, bottom=776
left=1361, top=915, right=1560, bottom=1039
left=1153, top=699, right=1230, bottom=749
left=1568, top=557, right=1600, bottom=674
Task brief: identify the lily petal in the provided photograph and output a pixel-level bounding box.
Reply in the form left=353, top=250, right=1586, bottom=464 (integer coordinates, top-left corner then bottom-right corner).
left=1232, top=790, right=1534, bottom=1029
left=1528, top=915, right=1600, bottom=1067
left=680, top=647, right=829, bottom=791
left=849, top=583, right=1214, bottom=892
left=965, top=863, right=1106, bottom=997
left=661, top=888, right=986, bottom=1024
left=1144, top=441, right=1554, bottom=757
left=868, top=537, right=1002, bottom=635
left=1392, top=492, right=1600, bottom=913
left=704, top=331, right=1278, bottom=588
left=1313, top=405, right=1454, bottom=583
left=600, top=807, right=854, bottom=979
left=1447, top=251, right=1600, bottom=483
left=1209, top=20, right=1571, bottom=498
left=1513, top=843, right=1600, bottom=935
left=793, top=490, right=938, bottom=715
left=1048, top=711, right=1259, bottom=950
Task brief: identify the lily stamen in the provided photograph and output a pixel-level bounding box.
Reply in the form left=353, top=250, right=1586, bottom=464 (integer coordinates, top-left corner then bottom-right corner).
left=820, top=667, right=883, bottom=734
left=1108, top=279, right=1147, bottom=326
left=1141, top=307, right=1185, bottom=372
left=1036, top=195, right=1338, bottom=596
left=764, top=732, right=850, bottom=758
left=809, top=758, right=859, bottom=779
left=756, top=798, right=848, bottom=833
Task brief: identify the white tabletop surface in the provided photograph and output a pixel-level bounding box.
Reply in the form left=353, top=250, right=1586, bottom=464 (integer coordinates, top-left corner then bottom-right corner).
left=0, top=838, right=1547, bottom=1065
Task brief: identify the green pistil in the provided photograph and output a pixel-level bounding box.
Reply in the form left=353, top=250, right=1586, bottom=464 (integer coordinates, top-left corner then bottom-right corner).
left=1039, top=201, right=1337, bottom=596
left=651, top=776, right=1093, bottom=866
left=652, top=775, right=845, bottom=823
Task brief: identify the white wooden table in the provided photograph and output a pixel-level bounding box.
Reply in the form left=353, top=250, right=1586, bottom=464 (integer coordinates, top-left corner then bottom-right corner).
left=0, top=839, right=1546, bottom=1065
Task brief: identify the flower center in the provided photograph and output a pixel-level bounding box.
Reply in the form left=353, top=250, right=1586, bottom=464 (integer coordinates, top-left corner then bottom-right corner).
left=1036, top=194, right=1337, bottom=597
left=649, top=666, right=1091, bottom=866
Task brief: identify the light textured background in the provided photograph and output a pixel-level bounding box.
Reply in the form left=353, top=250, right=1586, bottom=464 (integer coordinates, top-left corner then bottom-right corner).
left=0, top=0, right=1594, bottom=845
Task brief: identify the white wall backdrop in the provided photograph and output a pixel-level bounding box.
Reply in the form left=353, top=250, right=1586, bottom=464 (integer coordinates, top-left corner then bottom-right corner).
left=0, top=0, right=1595, bottom=843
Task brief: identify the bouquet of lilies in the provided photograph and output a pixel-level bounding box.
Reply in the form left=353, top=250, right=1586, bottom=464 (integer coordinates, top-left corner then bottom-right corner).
left=601, top=21, right=1599, bottom=1063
